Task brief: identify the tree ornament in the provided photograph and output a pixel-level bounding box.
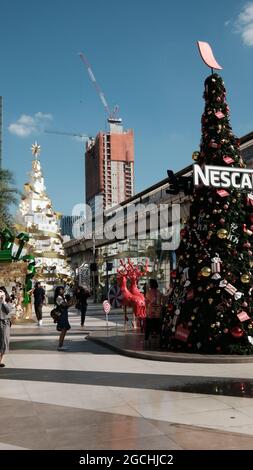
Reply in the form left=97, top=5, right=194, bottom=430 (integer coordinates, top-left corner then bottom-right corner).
left=231, top=326, right=244, bottom=338
left=237, top=311, right=250, bottom=322
left=217, top=228, right=228, bottom=239
left=201, top=266, right=211, bottom=277
left=241, top=274, right=250, bottom=284
left=192, top=151, right=200, bottom=161
left=243, top=241, right=251, bottom=249
left=211, top=255, right=222, bottom=273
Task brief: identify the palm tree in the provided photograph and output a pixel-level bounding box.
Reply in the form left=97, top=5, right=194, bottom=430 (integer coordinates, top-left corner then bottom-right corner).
left=0, top=168, right=19, bottom=230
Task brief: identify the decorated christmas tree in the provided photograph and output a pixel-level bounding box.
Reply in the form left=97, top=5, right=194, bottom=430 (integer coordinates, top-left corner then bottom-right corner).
left=166, top=73, right=253, bottom=354
left=17, top=142, right=72, bottom=298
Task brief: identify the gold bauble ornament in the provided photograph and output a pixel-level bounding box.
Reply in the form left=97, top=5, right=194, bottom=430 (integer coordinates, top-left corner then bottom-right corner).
left=192, top=151, right=200, bottom=161
left=241, top=273, right=250, bottom=284
left=208, top=298, right=214, bottom=304
left=201, top=266, right=211, bottom=277
left=217, top=228, right=228, bottom=239
left=198, top=259, right=203, bottom=263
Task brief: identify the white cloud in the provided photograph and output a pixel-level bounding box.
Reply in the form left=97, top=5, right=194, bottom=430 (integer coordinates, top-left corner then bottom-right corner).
left=236, top=2, right=253, bottom=46
left=8, top=112, right=53, bottom=138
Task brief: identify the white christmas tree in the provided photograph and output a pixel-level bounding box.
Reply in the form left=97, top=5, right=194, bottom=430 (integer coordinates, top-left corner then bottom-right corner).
left=17, top=142, right=72, bottom=297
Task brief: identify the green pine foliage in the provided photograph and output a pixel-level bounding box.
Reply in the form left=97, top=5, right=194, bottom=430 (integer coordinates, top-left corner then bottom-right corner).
left=164, top=74, right=253, bottom=354
left=0, top=168, right=18, bottom=230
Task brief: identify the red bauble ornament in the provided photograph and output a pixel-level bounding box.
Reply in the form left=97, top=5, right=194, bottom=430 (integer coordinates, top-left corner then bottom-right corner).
left=224, top=204, right=229, bottom=210
left=168, top=303, right=174, bottom=312
left=231, top=326, right=244, bottom=338
left=180, top=229, right=187, bottom=238
left=220, top=218, right=225, bottom=224
left=243, top=241, right=251, bottom=249
left=171, top=270, right=177, bottom=278
left=242, top=301, right=248, bottom=308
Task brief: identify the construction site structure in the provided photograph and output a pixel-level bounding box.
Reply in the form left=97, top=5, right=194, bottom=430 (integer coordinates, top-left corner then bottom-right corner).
left=79, top=51, right=134, bottom=211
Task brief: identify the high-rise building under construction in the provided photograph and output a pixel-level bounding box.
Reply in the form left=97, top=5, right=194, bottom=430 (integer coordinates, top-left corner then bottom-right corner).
left=85, top=120, right=134, bottom=212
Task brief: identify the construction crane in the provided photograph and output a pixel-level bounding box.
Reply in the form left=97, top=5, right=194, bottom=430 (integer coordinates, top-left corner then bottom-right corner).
left=79, top=51, right=122, bottom=124
left=44, top=129, right=92, bottom=141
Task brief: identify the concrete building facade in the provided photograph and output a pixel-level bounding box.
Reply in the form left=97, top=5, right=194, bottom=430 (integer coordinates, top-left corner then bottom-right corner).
left=85, top=121, right=134, bottom=211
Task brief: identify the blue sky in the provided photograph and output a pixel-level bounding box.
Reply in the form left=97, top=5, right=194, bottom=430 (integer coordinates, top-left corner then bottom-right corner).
left=1, top=0, right=253, bottom=214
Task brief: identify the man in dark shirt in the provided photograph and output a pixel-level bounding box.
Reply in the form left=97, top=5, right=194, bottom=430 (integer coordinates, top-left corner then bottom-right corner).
left=33, top=282, right=45, bottom=326
left=75, top=286, right=90, bottom=327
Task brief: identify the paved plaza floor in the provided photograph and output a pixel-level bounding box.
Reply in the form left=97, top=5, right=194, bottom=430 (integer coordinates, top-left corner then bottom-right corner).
left=0, top=304, right=253, bottom=450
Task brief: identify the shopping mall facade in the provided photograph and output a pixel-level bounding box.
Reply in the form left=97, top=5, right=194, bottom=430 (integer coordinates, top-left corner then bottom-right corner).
left=64, top=131, right=253, bottom=299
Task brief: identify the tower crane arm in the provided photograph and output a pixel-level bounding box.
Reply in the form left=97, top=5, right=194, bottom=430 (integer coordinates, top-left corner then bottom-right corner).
left=44, top=130, right=91, bottom=140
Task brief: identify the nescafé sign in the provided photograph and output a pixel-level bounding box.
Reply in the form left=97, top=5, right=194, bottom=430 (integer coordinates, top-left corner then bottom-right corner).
left=193, top=164, right=253, bottom=190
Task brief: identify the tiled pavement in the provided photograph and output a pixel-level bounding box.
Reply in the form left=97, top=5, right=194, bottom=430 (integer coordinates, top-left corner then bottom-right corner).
left=0, top=304, right=253, bottom=450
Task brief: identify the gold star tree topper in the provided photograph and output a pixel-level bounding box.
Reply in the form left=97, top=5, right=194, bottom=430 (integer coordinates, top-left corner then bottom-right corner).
left=31, top=141, right=41, bottom=158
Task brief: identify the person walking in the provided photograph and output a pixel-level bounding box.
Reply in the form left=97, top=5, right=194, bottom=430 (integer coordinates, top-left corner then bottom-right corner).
left=33, top=282, right=45, bottom=326
left=0, top=286, right=14, bottom=368
left=54, top=286, right=71, bottom=351
left=144, top=279, right=162, bottom=345
left=75, top=286, right=90, bottom=327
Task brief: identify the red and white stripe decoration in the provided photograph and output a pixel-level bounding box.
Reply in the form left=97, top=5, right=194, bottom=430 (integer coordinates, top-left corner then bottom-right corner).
left=211, top=255, right=221, bottom=273
left=224, top=283, right=237, bottom=296
left=108, top=285, right=123, bottom=308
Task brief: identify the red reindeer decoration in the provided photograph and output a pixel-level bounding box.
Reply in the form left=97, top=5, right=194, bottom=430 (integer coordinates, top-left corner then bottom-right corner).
left=117, top=259, right=148, bottom=323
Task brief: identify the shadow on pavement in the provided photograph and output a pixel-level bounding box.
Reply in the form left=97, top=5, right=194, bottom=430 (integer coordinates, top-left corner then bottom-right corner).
left=0, top=367, right=253, bottom=397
